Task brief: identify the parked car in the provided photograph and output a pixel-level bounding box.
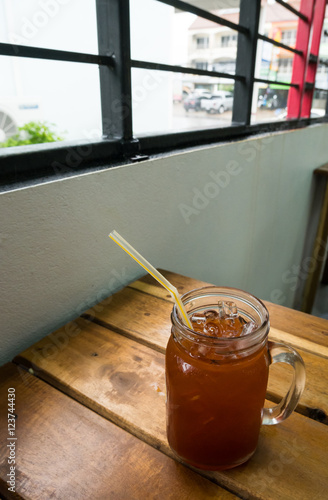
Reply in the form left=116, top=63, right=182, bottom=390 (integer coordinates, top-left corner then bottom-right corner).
left=201, top=91, right=233, bottom=114
left=183, top=92, right=211, bottom=111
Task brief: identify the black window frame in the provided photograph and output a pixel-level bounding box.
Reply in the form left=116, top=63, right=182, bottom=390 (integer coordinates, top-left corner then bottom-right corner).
left=0, top=0, right=327, bottom=189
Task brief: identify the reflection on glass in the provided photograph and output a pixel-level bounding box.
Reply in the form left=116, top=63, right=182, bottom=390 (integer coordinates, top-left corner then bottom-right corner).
left=132, top=68, right=234, bottom=136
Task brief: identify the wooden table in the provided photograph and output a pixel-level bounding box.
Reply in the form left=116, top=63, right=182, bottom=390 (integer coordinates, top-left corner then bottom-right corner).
left=1, top=270, right=328, bottom=500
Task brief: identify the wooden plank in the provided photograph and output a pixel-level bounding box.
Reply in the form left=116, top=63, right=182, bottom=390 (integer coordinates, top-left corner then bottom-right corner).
left=269, top=327, right=328, bottom=359
left=82, top=288, right=328, bottom=422
left=15, top=319, right=168, bottom=446
left=0, top=363, right=236, bottom=500
left=14, top=319, right=328, bottom=500
left=263, top=302, right=328, bottom=351
left=82, top=286, right=172, bottom=353
left=129, top=270, right=328, bottom=351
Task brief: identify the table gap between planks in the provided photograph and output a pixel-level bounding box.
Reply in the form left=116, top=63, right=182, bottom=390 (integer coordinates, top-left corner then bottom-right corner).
left=1, top=270, right=328, bottom=500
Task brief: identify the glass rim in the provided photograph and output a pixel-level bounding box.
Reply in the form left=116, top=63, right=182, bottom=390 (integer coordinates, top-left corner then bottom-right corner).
left=172, top=285, right=270, bottom=343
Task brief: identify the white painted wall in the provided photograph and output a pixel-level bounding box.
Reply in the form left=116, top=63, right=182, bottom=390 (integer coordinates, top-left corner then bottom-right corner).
left=1, top=124, right=327, bottom=365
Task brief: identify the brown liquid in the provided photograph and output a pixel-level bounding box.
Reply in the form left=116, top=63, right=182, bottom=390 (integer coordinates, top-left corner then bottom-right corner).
left=191, top=311, right=247, bottom=337
left=166, top=317, right=270, bottom=470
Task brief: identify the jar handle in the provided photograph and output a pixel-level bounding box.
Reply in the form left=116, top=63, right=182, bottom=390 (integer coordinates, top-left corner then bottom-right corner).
left=262, top=341, right=306, bottom=425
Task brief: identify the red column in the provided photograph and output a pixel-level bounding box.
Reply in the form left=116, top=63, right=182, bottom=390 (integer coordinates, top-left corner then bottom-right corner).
left=287, top=0, right=315, bottom=119
left=301, top=0, right=327, bottom=117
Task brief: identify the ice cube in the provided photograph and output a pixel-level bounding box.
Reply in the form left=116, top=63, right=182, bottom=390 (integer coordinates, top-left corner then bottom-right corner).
left=204, top=322, right=220, bottom=336
left=238, top=315, right=247, bottom=325
left=191, top=313, right=206, bottom=324
left=204, top=309, right=218, bottom=321
left=218, top=301, right=225, bottom=318
left=225, top=301, right=238, bottom=317
left=241, top=321, right=258, bottom=336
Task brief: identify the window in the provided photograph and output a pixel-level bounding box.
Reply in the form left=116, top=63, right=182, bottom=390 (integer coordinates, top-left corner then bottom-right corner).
left=321, top=28, right=328, bottom=44
left=221, top=35, right=238, bottom=47
left=196, top=36, right=209, bottom=49
left=0, top=0, right=327, bottom=187
left=281, top=30, right=297, bottom=46
left=194, top=61, right=208, bottom=70
left=212, top=60, right=236, bottom=74
left=317, top=62, right=328, bottom=74
left=278, top=57, right=293, bottom=73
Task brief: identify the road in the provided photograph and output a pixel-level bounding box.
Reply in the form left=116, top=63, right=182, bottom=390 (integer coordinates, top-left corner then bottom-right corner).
left=171, top=103, right=282, bottom=131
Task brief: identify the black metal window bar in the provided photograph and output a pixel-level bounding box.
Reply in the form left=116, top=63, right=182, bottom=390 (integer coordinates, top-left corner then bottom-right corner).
left=0, top=0, right=326, bottom=187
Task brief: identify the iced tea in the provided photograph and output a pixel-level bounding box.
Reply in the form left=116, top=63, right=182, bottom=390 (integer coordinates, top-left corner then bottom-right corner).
left=166, top=287, right=305, bottom=470
left=166, top=298, right=270, bottom=470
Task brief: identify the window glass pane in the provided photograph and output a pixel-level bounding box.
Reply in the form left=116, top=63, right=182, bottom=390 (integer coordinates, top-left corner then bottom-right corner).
left=259, top=0, right=300, bottom=44
left=311, top=90, right=327, bottom=117
left=252, top=1, right=301, bottom=125
left=0, top=56, right=102, bottom=147
left=256, top=41, right=294, bottom=84
left=251, top=84, right=290, bottom=124
left=132, top=68, right=234, bottom=136
left=0, top=0, right=98, bottom=54
left=130, top=0, right=238, bottom=75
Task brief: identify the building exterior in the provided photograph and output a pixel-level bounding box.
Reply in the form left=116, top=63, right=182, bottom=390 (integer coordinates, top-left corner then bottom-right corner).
left=183, top=1, right=328, bottom=110
left=1, top=0, right=327, bottom=143
left=186, top=9, right=239, bottom=94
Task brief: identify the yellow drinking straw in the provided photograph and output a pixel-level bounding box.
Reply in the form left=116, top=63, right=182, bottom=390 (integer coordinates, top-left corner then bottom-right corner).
left=109, top=230, right=192, bottom=328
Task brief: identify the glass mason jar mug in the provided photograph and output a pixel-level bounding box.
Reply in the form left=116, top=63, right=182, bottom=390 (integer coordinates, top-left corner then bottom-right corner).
left=165, top=287, right=306, bottom=471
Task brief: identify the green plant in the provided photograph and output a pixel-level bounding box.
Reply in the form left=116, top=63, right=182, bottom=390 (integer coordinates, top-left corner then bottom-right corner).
left=0, top=121, right=64, bottom=148
left=217, top=84, right=234, bottom=92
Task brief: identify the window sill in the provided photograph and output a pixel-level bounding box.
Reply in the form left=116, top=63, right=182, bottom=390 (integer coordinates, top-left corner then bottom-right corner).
left=0, top=117, right=327, bottom=193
